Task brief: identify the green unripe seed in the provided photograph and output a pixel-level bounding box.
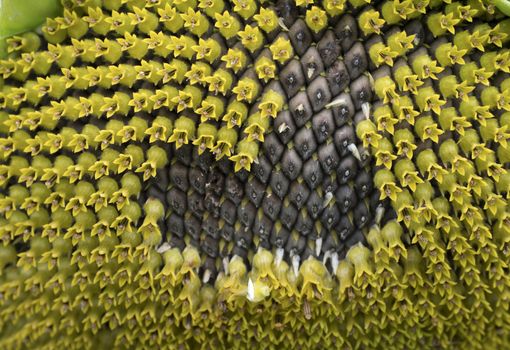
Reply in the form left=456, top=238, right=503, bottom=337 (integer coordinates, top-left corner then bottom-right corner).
left=121, top=173, right=142, bottom=196
left=97, top=206, right=119, bottom=224
left=8, top=210, right=28, bottom=225
left=9, top=185, right=30, bottom=206
left=374, top=169, right=396, bottom=188
left=416, top=150, right=438, bottom=175
left=30, top=208, right=50, bottom=227
left=74, top=211, right=96, bottom=230
left=30, top=236, right=51, bottom=256
left=120, top=229, right=141, bottom=247
left=394, top=159, right=416, bottom=180
left=52, top=236, right=72, bottom=256
left=52, top=208, right=73, bottom=228
left=55, top=180, right=75, bottom=199
left=75, top=181, right=96, bottom=198
left=0, top=245, right=17, bottom=269
left=144, top=198, right=165, bottom=220
left=120, top=202, right=142, bottom=223
left=146, top=146, right=168, bottom=169
left=438, top=139, right=460, bottom=164
left=480, top=86, right=500, bottom=109
left=97, top=177, right=119, bottom=196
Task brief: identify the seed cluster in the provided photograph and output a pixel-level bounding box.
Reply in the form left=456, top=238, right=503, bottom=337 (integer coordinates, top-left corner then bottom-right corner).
left=0, top=0, right=509, bottom=349
left=161, top=1, right=400, bottom=283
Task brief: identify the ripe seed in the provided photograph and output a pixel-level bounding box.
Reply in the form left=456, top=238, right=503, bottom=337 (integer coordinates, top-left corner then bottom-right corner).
left=317, top=30, right=341, bottom=68
left=289, top=91, right=313, bottom=127
left=288, top=20, right=311, bottom=55
left=280, top=60, right=305, bottom=98
left=336, top=184, right=358, bottom=214
left=289, top=181, right=311, bottom=210
left=326, top=60, right=350, bottom=96
left=303, top=158, right=324, bottom=190
left=270, top=170, right=290, bottom=200
left=334, top=14, right=358, bottom=52
left=294, top=127, right=317, bottom=161
left=301, top=47, right=324, bottom=82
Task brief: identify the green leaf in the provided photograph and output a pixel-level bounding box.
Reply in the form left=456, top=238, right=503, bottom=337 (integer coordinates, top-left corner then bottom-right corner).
left=0, top=0, right=62, bottom=57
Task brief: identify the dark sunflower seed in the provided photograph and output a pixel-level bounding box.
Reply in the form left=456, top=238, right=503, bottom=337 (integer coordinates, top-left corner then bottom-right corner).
left=281, top=148, right=303, bottom=181
left=166, top=187, right=187, bottom=216
left=262, top=193, right=282, bottom=221
left=312, top=109, right=335, bottom=143
left=264, top=133, right=285, bottom=165
left=337, top=155, right=358, bottom=184
left=167, top=213, right=184, bottom=238
left=280, top=202, right=298, bottom=230
left=336, top=184, right=358, bottom=214
left=306, top=191, right=323, bottom=219
left=237, top=200, right=257, bottom=228
left=301, top=47, right=324, bottom=83
left=317, top=30, right=341, bottom=68
left=270, top=170, right=290, bottom=200
left=318, top=143, right=340, bottom=174
left=289, top=181, right=310, bottom=209
left=274, top=110, right=296, bottom=145
left=294, top=127, right=317, bottom=161
left=245, top=177, right=266, bottom=207
left=169, top=162, right=189, bottom=192
left=326, top=60, right=350, bottom=96
left=303, top=158, right=324, bottom=190
left=280, top=60, right=305, bottom=98
left=289, top=91, right=313, bottom=127
left=307, top=76, right=331, bottom=112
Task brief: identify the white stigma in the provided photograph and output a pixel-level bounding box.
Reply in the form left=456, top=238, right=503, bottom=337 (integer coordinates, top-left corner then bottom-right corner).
left=156, top=242, right=171, bottom=254
left=325, top=97, right=346, bottom=109
left=275, top=247, right=284, bottom=267
left=362, top=102, right=371, bottom=119
left=347, top=143, right=362, bottom=161
left=277, top=17, right=289, bottom=31
left=375, top=204, right=385, bottom=226
left=291, top=253, right=300, bottom=277
left=278, top=122, right=290, bottom=134
left=202, top=269, right=211, bottom=284
left=315, top=237, right=323, bottom=257
left=322, top=250, right=331, bottom=265
left=223, top=257, right=230, bottom=275
left=247, top=278, right=255, bottom=302
left=331, top=252, right=339, bottom=275
left=323, top=192, right=334, bottom=208
left=307, top=67, right=315, bottom=79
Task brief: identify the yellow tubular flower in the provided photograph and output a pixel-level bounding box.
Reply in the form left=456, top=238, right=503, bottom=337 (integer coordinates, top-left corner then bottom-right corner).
left=305, top=6, right=328, bottom=33
left=157, top=4, right=184, bottom=33
left=230, top=139, right=259, bottom=172
left=238, top=25, right=264, bottom=53
left=244, top=113, right=270, bottom=142
left=221, top=48, right=248, bottom=74
left=167, top=116, right=196, bottom=149
left=214, top=11, right=241, bottom=40
left=232, top=78, right=260, bottom=103
left=192, top=123, right=218, bottom=154
left=255, top=56, right=277, bottom=82
left=181, top=8, right=210, bottom=37
left=358, top=9, right=386, bottom=35
left=254, top=8, right=278, bottom=33
left=269, top=37, right=293, bottom=65
left=212, top=127, right=238, bottom=160
left=258, top=90, right=284, bottom=119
